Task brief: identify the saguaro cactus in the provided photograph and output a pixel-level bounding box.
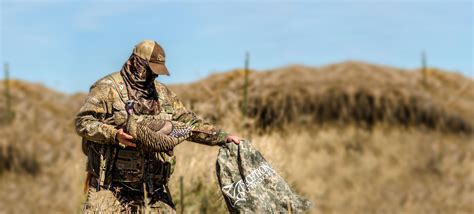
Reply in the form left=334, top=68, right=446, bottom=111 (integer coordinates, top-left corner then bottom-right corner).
left=421, top=51, right=428, bottom=85
left=241, top=52, right=252, bottom=139
left=242, top=52, right=250, bottom=117
left=180, top=176, right=184, bottom=214
left=2, top=63, right=14, bottom=125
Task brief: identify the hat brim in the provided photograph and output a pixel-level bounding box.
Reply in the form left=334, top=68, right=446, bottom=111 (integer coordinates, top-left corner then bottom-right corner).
left=149, top=62, right=170, bottom=76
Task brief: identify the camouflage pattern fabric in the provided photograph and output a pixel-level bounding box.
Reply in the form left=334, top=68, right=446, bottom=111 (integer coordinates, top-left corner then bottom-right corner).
left=216, top=140, right=311, bottom=213
left=75, top=72, right=229, bottom=212
left=75, top=72, right=228, bottom=147
left=126, top=114, right=192, bottom=152
left=75, top=72, right=229, bottom=179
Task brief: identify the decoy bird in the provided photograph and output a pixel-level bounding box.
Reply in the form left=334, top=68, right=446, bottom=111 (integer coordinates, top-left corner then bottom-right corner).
left=124, top=100, right=192, bottom=152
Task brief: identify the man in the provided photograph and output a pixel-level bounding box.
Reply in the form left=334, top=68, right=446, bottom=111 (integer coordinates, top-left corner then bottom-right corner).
left=75, top=40, right=240, bottom=213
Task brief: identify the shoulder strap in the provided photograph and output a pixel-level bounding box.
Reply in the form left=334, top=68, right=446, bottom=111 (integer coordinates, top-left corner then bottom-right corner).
left=106, top=72, right=129, bottom=104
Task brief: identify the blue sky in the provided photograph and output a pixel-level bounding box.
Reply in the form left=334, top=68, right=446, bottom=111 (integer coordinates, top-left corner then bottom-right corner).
left=1, top=0, right=472, bottom=93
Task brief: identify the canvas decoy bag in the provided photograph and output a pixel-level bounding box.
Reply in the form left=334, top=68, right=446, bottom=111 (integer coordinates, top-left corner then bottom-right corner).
left=216, top=140, right=311, bottom=213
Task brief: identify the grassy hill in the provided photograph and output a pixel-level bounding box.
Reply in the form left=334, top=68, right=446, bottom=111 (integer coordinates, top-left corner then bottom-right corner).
left=171, top=61, right=473, bottom=133
left=0, top=61, right=472, bottom=213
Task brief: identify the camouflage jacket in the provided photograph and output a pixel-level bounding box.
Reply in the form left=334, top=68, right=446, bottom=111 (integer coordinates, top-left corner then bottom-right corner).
left=75, top=72, right=228, bottom=147
left=75, top=72, right=228, bottom=184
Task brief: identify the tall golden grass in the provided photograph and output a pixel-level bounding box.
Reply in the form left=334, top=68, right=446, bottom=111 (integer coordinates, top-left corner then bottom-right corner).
left=171, top=126, right=473, bottom=213
left=171, top=61, right=473, bottom=134
left=0, top=61, right=472, bottom=213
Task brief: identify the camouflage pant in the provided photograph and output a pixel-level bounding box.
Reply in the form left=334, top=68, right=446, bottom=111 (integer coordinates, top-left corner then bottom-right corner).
left=83, top=186, right=176, bottom=213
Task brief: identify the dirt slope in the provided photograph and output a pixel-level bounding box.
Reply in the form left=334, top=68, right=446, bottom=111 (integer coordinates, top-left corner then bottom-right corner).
left=0, top=61, right=472, bottom=213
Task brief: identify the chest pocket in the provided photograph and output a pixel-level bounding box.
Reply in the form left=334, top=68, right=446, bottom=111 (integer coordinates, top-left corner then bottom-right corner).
left=157, top=97, right=174, bottom=120
left=111, top=99, right=173, bottom=125
left=112, top=102, right=127, bottom=127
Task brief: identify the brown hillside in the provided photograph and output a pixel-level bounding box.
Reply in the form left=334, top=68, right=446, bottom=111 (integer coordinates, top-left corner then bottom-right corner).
left=0, top=80, right=85, bottom=213
left=0, top=61, right=472, bottom=213
left=170, top=61, right=474, bottom=134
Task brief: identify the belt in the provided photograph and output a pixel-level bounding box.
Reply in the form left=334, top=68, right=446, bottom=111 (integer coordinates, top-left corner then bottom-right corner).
left=89, top=174, right=165, bottom=193
left=87, top=174, right=175, bottom=209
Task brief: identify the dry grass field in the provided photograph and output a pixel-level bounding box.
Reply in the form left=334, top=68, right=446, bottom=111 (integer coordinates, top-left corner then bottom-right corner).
left=0, top=61, right=472, bottom=213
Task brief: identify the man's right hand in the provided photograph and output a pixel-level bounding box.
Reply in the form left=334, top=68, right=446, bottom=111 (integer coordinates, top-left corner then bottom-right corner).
left=115, top=128, right=136, bottom=148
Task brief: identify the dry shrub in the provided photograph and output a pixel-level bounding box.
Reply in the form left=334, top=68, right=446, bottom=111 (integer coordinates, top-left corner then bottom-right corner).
left=0, top=80, right=85, bottom=213
left=0, top=61, right=473, bottom=213
left=171, top=61, right=474, bottom=134
left=169, top=125, right=473, bottom=214
left=0, top=144, right=40, bottom=175
left=247, top=87, right=471, bottom=133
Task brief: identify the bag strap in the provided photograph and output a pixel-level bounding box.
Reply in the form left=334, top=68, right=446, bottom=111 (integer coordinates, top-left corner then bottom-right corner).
left=106, top=72, right=129, bottom=104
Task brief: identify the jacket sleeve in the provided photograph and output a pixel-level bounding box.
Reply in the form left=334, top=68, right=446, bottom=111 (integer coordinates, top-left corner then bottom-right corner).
left=166, top=88, right=228, bottom=146
left=75, top=83, right=118, bottom=144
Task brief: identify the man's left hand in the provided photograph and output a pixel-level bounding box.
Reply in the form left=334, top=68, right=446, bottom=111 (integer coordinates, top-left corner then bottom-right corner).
left=226, top=135, right=241, bottom=145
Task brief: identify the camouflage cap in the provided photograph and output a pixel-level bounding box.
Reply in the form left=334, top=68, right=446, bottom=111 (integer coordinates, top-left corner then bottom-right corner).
left=133, top=40, right=170, bottom=76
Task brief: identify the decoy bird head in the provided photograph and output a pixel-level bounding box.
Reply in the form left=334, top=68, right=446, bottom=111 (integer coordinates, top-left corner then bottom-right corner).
left=125, top=100, right=135, bottom=116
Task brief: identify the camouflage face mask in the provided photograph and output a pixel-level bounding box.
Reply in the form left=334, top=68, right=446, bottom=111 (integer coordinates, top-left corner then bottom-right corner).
left=131, top=59, right=157, bottom=83
left=145, top=62, right=159, bottom=82
left=120, top=54, right=161, bottom=115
